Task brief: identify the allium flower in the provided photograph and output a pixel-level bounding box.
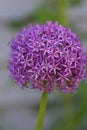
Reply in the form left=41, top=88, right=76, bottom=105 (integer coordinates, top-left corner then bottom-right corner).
left=8, top=21, right=87, bottom=93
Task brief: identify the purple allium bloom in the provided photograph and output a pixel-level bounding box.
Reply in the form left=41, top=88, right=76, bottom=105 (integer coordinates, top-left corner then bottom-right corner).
left=8, top=21, right=87, bottom=94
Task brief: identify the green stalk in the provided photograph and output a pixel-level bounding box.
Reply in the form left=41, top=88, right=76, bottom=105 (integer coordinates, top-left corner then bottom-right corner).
left=58, top=0, right=70, bottom=26
left=36, top=92, right=48, bottom=130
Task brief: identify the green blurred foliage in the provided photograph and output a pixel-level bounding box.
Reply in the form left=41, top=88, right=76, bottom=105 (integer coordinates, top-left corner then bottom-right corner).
left=70, top=0, right=82, bottom=6
left=9, top=0, right=82, bottom=30
left=48, top=81, right=87, bottom=130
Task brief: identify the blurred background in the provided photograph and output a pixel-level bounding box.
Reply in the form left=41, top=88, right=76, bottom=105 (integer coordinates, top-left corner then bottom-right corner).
left=0, top=0, right=87, bottom=130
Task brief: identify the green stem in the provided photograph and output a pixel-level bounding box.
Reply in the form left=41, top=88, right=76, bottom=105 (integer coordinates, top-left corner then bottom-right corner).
left=36, top=92, right=48, bottom=130
left=58, top=0, right=70, bottom=26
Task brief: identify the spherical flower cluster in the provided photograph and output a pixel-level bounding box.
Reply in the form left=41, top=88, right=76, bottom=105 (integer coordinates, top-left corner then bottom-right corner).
left=8, top=21, right=87, bottom=93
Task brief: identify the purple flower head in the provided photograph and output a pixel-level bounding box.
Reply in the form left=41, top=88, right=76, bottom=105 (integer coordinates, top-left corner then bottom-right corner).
left=8, top=21, right=87, bottom=94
